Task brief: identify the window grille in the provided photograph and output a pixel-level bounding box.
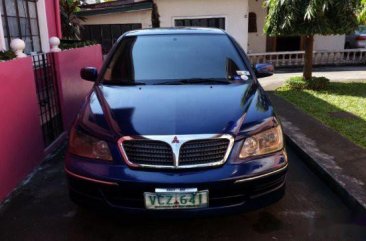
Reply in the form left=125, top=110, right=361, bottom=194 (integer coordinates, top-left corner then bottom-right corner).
left=175, top=18, right=226, bottom=30
left=0, top=0, right=41, bottom=53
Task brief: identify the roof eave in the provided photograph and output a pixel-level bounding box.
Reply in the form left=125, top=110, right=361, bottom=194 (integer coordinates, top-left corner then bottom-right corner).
left=78, top=2, right=153, bottom=17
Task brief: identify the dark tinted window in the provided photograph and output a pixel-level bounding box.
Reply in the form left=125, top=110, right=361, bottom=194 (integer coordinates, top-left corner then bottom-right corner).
left=358, top=26, right=366, bottom=34
left=103, top=34, right=249, bottom=85
left=248, top=12, right=257, bottom=33
left=175, top=18, right=225, bottom=30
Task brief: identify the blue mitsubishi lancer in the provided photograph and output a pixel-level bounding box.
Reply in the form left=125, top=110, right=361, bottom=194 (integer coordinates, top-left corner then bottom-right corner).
left=65, top=28, right=288, bottom=216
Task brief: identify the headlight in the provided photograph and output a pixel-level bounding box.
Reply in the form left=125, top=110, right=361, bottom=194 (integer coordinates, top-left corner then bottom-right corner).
left=239, top=125, right=283, bottom=159
left=69, top=129, right=113, bottom=161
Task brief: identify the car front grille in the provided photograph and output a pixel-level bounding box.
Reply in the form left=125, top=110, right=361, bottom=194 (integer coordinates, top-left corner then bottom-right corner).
left=120, top=135, right=233, bottom=169
left=122, top=140, right=174, bottom=166
left=179, top=139, right=230, bottom=166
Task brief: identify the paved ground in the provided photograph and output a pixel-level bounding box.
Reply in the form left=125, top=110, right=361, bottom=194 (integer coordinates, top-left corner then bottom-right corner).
left=259, top=66, right=366, bottom=90
left=269, top=93, right=366, bottom=213
left=0, top=146, right=365, bottom=241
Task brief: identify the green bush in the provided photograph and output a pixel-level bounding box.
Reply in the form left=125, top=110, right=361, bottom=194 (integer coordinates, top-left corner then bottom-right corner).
left=60, top=40, right=97, bottom=50
left=0, top=50, right=16, bottom=61
left=286, top=77, right=307, bottom=90
left=307, top=77, right=330, bottom=90
left=285, top=76, right=330, bottom=90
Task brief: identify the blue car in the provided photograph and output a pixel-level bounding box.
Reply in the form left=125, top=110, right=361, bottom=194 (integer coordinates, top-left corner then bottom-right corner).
left=65, top=28, right=288, bottom=216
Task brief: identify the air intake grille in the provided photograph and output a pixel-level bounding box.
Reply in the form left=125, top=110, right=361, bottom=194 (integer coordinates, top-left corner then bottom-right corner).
left=179, top=139, right=230, bottom=166
left=122, top=140, right=174, bottom=166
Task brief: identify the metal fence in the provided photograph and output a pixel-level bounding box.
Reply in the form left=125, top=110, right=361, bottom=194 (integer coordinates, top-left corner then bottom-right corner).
left=32, top=53, right=63, bottom=147
left=248, top=49, right=366, bottom=67
left=80, top=24, right=142, bottom=54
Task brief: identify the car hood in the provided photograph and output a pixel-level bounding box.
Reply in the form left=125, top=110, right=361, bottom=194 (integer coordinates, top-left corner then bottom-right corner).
left=81, top=83, right=274, bottom=138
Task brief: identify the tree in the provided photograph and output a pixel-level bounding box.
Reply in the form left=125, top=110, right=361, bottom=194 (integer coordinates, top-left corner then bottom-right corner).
left=264, top=0, right=359, bottom=81
left=359, top=0, right=366, bottom=24
left=60, top=0, right=86, bottom=40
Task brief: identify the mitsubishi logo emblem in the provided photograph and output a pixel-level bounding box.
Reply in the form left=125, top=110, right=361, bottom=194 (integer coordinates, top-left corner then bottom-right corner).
left=172, top=136, right=180, bottom=144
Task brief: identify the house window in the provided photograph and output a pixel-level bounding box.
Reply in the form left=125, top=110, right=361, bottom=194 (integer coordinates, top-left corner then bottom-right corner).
left=0, top=0, right=41, bottom=53
left=175, top=18, right=225, bottom=30
left=248, top=12, right=257, bottom=33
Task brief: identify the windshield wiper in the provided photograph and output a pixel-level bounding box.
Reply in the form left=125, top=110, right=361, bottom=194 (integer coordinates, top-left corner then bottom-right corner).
left=156, top=78, right=232, bottom=85
left=121, top=82, right=146, bottom=86
left=105, top=81, right=146, bottom=86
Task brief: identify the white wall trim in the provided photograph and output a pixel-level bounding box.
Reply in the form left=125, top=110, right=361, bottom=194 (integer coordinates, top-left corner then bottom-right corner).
left=0, top=4, right=6, bottom=51
left=172, top=15, right=228, bottom=31
left=37, top=0, right=50, bottom=53
left=81, top=8, right=153, bottom=28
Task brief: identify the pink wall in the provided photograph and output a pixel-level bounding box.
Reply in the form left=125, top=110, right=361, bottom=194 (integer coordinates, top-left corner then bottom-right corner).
left=0, top=45, right=102, bottom=203
left=0, top=58, right=44, bottom=201
left=45, top=0, right=62, bottom=38
left=54, top=45, right=103, bottom=130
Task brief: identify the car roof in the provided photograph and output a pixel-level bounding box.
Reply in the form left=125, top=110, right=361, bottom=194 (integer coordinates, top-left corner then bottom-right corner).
left=125, top=27, right=226, bottom=36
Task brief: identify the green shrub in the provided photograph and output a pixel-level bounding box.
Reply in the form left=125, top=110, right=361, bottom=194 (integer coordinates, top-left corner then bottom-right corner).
left=60, top=40, right=97, bottom=50
left=307, top=77, right=330, bottom=90
left=0, top=50, right=16, bottom=61
left=285, top=76, right=330, bottom=90
left=286, top=77, right=307, bottom=90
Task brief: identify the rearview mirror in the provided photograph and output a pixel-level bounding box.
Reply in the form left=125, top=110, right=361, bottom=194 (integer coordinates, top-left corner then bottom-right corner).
left=80, top=67, right=98, bottom=82
left=254, top=63, right=274, bottom=79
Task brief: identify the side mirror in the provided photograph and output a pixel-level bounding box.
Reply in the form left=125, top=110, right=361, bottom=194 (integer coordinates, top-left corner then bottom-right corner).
left=80, top=67, right=98, bottom=82
left=254, top=63, right=274, bottom=78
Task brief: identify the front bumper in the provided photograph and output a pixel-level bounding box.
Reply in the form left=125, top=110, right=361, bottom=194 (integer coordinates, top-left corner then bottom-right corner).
left=65, top=151, right=288, bottom=216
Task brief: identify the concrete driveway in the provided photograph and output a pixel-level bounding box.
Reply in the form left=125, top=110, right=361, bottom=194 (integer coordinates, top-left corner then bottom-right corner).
left=259, top=66, right=366, bottom=90
left=0, top=146, right=365, bottom=241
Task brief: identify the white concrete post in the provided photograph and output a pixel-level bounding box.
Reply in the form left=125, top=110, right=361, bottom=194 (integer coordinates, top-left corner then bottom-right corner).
left=37, top=0, right=50, bottom=52
left=49, top=37, right=61, bottom=53
left=0, top=5, right=6, bottom=51
left=10, top=38, right=27, bottom=58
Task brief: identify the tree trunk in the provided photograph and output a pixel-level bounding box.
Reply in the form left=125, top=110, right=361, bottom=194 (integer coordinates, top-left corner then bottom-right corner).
left=303, top=35, right=314, bottom=81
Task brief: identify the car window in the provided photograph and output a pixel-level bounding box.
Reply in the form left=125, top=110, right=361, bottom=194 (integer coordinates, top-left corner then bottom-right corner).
left=359, top=26, right=366, bottom=34
left=103, top=34, right=250, bottom=85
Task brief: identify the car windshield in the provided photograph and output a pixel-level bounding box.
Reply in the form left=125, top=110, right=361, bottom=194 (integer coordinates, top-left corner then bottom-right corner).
left=359, top=26, right=366, bottom=34
left=102, top=34, right=250, bottom=85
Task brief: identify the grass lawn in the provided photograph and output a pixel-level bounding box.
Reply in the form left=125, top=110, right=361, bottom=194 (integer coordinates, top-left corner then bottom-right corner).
left=276, top=81, right=366, bottom=149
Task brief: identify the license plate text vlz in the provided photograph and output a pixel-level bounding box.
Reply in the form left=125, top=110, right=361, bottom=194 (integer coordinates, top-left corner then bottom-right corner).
left=144, top=191, right=209, bottom=209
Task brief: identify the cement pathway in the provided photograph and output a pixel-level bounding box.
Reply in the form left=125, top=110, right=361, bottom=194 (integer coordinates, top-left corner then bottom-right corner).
left=269, top=93, right=366, bottom=214
left=259, top=66, right=366, bottom=91
left=1, top=147, right=365, bottom=241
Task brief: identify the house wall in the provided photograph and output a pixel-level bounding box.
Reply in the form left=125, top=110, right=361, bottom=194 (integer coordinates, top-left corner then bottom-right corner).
left=314, top=35, right=346, bottom=51
left=0, top=57, right=44, bottom=202
left=247, top=1, right=346, bottom=53
left=82, top=9, right=153, bottom=28
left=154, top=0, right=249, bottom=51
left=37, top=0, right=50, bottom=52
left=0, top=5, right=5, bottom=51
left=248, top=0, right=267, bottom=53
left=45, top=0, right=62, bottom=39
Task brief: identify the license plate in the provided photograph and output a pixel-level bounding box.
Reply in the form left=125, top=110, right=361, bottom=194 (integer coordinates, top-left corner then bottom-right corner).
left=144, top=189, right=209, bottom=210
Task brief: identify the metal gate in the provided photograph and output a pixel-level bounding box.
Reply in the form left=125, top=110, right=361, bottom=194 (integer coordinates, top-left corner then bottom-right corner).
left=80, top=23, right=142, bottom=54
left=32, top=53, right=63, bottom=147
